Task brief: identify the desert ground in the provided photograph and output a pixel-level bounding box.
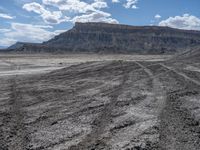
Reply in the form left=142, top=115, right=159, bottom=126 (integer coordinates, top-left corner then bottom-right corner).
left=0, top=54, right=200, bottom=150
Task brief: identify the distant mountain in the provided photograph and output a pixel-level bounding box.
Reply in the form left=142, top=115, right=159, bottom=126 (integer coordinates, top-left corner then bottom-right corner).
left=7, top=42, right=40, bottom=50
left=7, top=22, right=200, bottom=54
left=7, top=42, right=27, bottom=50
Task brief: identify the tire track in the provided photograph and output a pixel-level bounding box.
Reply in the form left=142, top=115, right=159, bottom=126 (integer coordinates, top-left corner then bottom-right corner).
left=107, top=62, right=166, bottom=149
left=0, top=62, right=28, bottom=150
left=135, top=62, right=166, bottom=114
left=160, top=63, right=200, bottom=86
left=152, top=63, right=200, bottom=150
left=159, top=90, right=200, bottom=150
left=8, top=78, right=28, bottom=150
left=158, top=81, right=200, bottom=149
left=122, top=62, right=166, bottom=149
left=68, top=61, right=130, bottom=150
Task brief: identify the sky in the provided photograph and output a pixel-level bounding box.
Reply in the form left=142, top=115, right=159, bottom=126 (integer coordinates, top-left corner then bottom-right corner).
left=0, top=0, right=200, bottom=47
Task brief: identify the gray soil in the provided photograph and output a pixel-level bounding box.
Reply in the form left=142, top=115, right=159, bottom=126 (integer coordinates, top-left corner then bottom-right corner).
left=0, top=54, right=200, bottom=150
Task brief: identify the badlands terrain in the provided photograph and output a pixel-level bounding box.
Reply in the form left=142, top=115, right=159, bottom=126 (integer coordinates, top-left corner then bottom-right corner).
left=0, top=53, right=200, bottom=150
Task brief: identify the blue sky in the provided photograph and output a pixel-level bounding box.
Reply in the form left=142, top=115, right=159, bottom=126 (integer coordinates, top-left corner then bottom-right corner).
left=0, top=0, right=200, bottom=47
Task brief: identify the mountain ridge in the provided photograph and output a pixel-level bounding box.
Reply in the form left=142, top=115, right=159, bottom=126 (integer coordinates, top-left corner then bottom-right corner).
left=7, top=22, right=200, bottom=54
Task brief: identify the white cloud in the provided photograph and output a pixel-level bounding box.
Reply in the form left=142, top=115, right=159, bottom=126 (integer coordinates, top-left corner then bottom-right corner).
left=159, top=14, right=200, bottom=30
left=43, top=0, right=98, bottom=13
left=54, top=29, right=67, bottom=35
left=0, top=38, right=16, bottom=47
left=92, top=0, right=108, bottom=9
left=5, top=23, right=55, bottom=42
left=23, top=2, right=44, bottom=14
left=112, top=0, right=120, bottom=3
left=23, top=2, right=69, bottom=24
left=41, top=0, right=118, bottom=23
left=124, top=0, right=138, bottom=9
left=0, top=23, right=65, bottom=47
left=0, top=13, right=15, bottom=19
left=155, top=14, right=161, bottom=19
left=71, top=11, right=118, bottom=24
left=0, top=28, right=11, bottom=33
left=23, top=0, right=117, bottom=24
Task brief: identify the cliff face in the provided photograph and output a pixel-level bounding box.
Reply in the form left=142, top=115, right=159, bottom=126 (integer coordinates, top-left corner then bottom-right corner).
left=9, top=22, right=200, bottom=54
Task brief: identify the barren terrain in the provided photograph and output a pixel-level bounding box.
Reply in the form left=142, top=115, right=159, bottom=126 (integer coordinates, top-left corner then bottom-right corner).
left=0, top=54, right=200, bottom=150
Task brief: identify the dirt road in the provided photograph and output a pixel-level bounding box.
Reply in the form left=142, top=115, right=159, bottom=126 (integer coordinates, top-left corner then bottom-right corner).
left=0, top=55, right=200, bottom=150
